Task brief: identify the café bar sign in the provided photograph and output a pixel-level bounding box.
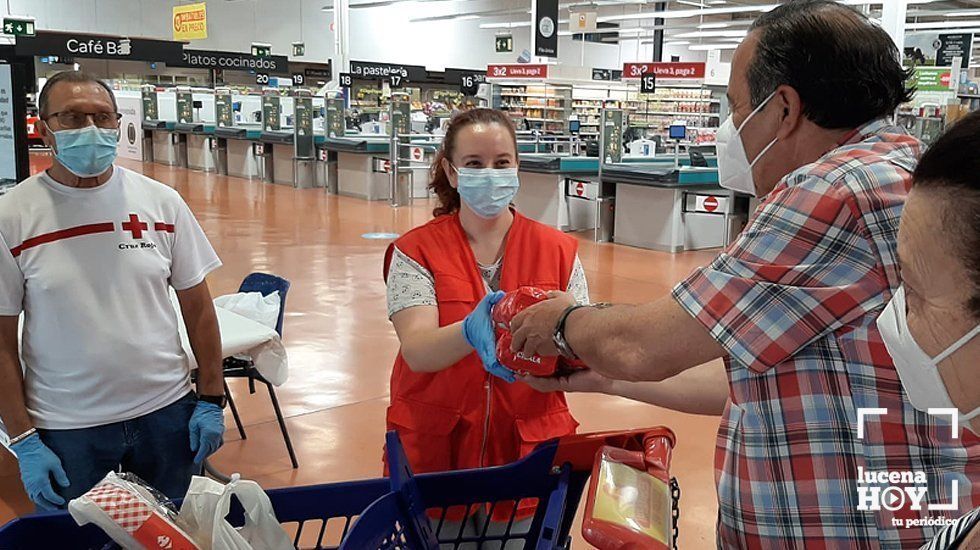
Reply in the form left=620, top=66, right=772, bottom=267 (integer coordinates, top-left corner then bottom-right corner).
left=15, top=31, right=184, bottom=64
left=486, top=64, right=549, bottom=79
left=622, top=62, right=706, bottom=79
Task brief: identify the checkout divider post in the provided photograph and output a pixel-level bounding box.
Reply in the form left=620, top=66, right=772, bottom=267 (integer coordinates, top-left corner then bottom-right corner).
left=174, top=86, right=193, bottom=169
left=140, top=85, right=158, bottom=164
left=388, top=92, right=413, bottom=208
left=596, top=104, right=623, bottom=243
left=259, top=88, right=281, bottom=184
left=213, top=88, right=233, bottom=176
left=293, top=89, right=316, bottom=189
left=321, top=92, right=345, bottom=193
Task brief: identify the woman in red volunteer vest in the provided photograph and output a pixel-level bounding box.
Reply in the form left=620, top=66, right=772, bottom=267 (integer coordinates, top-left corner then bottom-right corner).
left=383, top=108, right=590, bottom=532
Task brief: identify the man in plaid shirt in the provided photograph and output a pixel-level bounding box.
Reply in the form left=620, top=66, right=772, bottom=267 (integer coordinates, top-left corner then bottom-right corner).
left=509, top=1, right=978, bottom=548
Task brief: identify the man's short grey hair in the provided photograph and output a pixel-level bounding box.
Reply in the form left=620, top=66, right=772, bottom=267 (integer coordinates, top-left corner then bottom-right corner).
left=38, top=71, right=117, bottom=118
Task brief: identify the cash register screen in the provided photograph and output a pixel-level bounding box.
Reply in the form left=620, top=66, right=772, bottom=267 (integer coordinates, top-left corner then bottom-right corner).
left=569, top=119, right=581, bottom=133
left=668, top=125, right=687, bottom=140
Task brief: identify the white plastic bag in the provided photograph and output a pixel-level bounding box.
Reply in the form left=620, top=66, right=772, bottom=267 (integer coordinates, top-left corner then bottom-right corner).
left=178, top=475, right=292, bottom=550
left=213, top=292, right=280, bottom=330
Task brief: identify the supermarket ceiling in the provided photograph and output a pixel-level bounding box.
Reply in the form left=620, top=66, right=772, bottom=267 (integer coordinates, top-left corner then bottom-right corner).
left=339, top=0, right=980, bottom=51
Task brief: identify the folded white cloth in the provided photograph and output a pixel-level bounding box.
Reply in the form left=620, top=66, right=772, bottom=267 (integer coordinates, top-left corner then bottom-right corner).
left=172, top=292, right=289, bottom=387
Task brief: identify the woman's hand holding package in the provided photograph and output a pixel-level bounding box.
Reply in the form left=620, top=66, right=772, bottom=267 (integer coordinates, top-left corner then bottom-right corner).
left=462, top=291, right=515, bottom=382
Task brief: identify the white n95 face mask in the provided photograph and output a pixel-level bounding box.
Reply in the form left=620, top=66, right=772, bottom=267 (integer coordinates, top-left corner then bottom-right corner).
left=877, top=285, right=980, bottom=426
left=716, top=91, right=778, bottom=197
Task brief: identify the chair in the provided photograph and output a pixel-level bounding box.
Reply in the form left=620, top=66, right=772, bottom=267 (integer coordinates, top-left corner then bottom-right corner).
left=221, top=273, right=298, bottom=469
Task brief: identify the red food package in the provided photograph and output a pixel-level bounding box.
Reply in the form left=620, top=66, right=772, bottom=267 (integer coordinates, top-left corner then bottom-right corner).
left=492, top=287, right=588, bottom=377
left=582, top=429, right=677, bottom=550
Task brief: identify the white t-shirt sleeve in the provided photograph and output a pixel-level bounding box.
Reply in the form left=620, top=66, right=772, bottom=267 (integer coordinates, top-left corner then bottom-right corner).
left=0, top=232, right=24, bottom=315
left=386, top=247, right=437, bottom=319
left=170, top=199, right=222, bottom=290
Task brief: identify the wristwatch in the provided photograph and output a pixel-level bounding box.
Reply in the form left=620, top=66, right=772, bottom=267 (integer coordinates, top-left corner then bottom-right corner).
left=552, top=302, right=612, bottom=360
left=198, top=393, right=227, bottom=409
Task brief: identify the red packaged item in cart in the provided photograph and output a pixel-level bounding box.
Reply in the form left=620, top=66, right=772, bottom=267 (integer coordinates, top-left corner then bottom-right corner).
left=582, top=428, right=677, bottom=550
left=492, top=287, right=588, bottom=377
left=69, top=472, right=200, bottom=550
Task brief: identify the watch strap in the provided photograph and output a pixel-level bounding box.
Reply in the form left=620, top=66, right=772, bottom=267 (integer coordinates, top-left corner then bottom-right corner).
left=198, top=394, right=227, bottom=409
left=554, top=304, right=589, bottom=360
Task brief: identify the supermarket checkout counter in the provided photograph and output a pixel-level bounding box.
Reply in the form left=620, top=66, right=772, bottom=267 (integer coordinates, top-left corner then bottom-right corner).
left=174, top=122, right=216, bottom=172
left=601, top=162, right=747, bottom=252
left=319, top=135, right=440, bottom=200
left=215, top=125, right=263, bottom=179
left=143, top=120, right=177, bottom=166
left=259, top=129, right=294, bottom=185
left=515, top=153, right=730, bottom=247
left=516, top=154, right=603, bottom=233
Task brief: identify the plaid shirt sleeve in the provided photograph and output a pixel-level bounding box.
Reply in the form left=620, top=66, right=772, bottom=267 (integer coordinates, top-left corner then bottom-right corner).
left=673, top=174, right=888, bottom=373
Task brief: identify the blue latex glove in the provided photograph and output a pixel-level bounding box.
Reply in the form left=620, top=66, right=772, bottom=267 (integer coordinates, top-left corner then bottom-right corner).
left=462, top=291, right=515, bottom=383
left=189, top=401, right=225, bottom=464
left=11, top=433, right=70, bottom=511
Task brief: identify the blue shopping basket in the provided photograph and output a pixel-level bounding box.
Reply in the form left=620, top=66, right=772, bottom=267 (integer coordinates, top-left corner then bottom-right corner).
left=0, top=428, right=661, bottom=549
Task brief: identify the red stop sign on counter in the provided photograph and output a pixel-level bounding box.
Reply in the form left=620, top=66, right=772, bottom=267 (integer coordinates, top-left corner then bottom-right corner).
left=576, top=182, right=585, bottom=197
left=703, top=196, right=719, bottom=212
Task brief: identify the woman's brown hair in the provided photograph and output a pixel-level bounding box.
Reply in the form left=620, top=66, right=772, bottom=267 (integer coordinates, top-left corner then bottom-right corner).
left=429, top=108, right=518, bottom=217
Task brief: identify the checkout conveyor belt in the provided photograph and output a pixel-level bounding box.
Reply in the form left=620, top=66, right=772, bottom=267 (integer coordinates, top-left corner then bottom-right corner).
left=320, top=136, right=390, bottom=153
left=174, top=123, right=216, bottom=135
left=260, top=131, right=294, bottom=144
left=518, top=155, right=599, bottom=175
left=599, top=163, right=721, bottom=189
left=142, top=120, right=175, bottom=131
left=214, top=127, right=263, bottom=140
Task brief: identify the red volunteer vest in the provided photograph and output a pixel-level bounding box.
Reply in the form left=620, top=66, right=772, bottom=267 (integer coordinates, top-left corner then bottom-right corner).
left=384, top=211, right=580, bottom=477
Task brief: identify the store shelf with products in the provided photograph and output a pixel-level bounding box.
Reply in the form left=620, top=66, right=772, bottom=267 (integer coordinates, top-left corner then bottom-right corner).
left=623, top=85, right=723, bottom=143
left=570, top=87, right=630, bottom=141
left=494, top=83, right=572, bottom=134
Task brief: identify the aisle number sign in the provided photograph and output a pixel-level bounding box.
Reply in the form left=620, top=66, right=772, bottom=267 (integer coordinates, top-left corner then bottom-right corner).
left=640, top=74, right=657, bottom=94
left=172, top=3, right=208, bottom=41
left=486, top=64, right=549, bottom=79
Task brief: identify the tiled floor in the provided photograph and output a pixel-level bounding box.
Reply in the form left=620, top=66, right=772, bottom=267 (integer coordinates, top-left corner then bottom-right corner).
left=0, top=153, right=723, bottom=548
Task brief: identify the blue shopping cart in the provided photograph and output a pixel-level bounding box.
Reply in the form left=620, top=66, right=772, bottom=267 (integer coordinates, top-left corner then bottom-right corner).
left=0, top=428, right=669, bottom=549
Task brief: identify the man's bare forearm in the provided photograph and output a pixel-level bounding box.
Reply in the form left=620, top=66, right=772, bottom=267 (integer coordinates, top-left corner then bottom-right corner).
left=177, top=282, right=223, bottom=396
left=0, top=316, right=32, bottom=436
left=564, top=296, right=726, bottom=382
left=603, top=361, right=729, bottom=415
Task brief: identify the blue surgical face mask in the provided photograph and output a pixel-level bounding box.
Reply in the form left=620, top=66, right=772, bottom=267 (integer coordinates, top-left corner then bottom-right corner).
left=454, top=166, right=520, bottom=219
left=52, top=126, right=119, bottom=178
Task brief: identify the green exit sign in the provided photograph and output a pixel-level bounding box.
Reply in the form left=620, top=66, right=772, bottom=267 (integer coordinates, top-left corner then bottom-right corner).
left=251, top=44, right=271, bottom=57
left=495, top=34, right=513, bottom=53
left=3, top=17, right=36, bottom=37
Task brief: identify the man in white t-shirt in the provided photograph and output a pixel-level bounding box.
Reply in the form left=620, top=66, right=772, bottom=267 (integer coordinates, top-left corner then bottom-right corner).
left=0, top=71, right=226, bottom=511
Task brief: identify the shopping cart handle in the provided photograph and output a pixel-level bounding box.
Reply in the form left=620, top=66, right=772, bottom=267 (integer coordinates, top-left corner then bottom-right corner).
left=550, top=427, right=676, bottom=471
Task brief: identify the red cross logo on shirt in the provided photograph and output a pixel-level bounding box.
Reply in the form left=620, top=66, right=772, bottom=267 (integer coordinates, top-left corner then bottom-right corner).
left=121, top=214, right=148, bottom=239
